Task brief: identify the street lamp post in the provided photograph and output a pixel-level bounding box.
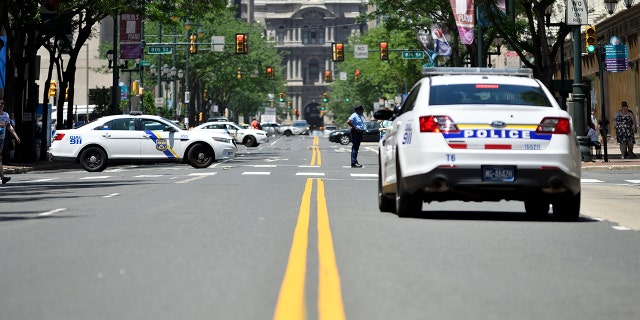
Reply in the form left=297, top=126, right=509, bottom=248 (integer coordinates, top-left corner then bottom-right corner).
left=150, top=63, right=177, bottom=117
left=106, top=51, right=141, bottom=115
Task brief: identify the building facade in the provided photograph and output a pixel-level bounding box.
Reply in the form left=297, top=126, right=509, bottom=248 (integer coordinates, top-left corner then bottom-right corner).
left=240, top=0, right=368, bottom=128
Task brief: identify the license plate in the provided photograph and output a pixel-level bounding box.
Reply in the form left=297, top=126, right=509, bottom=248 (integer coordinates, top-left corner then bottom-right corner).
left=482, top=166, right=515, bottom=182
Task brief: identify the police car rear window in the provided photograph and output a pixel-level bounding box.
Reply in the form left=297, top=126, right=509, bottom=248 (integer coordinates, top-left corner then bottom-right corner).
left=429, top=84, right=552, bottom=107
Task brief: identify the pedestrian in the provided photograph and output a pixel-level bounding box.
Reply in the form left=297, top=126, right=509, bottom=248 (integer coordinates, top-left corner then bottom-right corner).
left=0, top=99, right=22, bottom=184
left=590, top=110, right=598, bottom=131
left=250, top=117, right=260, bottom=130
left=377, top=108, right=393, bottom=140
left=614, top=101, right=637, bottom=159
left=347, top=105, right=366, bottom=168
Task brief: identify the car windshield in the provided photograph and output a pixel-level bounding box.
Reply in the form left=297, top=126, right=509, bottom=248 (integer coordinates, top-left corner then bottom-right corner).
left=293, top=122, right=307, bottom=127
left=429, top=84, right=552, bottom=107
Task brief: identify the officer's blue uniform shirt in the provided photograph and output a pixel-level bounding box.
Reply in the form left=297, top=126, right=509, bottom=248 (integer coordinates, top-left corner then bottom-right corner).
left=348, top=112, right=365, bottom=130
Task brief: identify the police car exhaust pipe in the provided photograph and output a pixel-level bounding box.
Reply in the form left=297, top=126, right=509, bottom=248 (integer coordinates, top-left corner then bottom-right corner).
left=428, top=178, right=449, bottom=192
left=542, top=178, right=567, bottom=193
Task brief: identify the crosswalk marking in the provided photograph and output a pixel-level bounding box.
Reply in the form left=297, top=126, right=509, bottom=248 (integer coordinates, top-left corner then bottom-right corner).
left=350, top=173, right=377, bottom=178
left=626, top=180, right=640, bottom=184
left=581, top=178, right=603, bottom=183
left=80, top=176, right=111, bottom=180
left=242, top=172, right=271, bottom=175
left=296, top=172, right=325, bottom=176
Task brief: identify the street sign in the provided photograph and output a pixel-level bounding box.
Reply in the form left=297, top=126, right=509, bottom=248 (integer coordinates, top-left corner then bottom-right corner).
left=154, top=98, right=164, bottom=108
left=604, top=44, right=629, bottom=72
left=140, top=60, right=151, bottom=67
left=566, top=0, right=588, bottom=26
left=211, top=36, right=225, bottom=52
left=402, top=51, right=425, bottom=59
left=148, top=46, right=172, bottom=54
left=354, top=45, right=368, bottom=59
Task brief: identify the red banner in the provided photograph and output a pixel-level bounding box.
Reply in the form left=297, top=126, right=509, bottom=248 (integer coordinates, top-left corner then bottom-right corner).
left=119, top=14, right=142, bottom=60
left=450, top=0, right=475, bottom=45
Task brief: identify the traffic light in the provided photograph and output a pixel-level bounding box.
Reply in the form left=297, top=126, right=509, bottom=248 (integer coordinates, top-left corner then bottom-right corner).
left=585, top=25, right=596, bottom=53
left=132, top=80, right=139, bottom=96
left=266, top=67, right=275, bottom=79
left=48, top=80, right=57, bottom=97
left=287, top=101, right=292, bottom=108
left=189, top=34, right=197, bottom=54
left=279, top=92, right=285, bottom=102
left=332, top=42, right=344, bottom=61
left=65, top=87, right=69, bottom=99
left=237, top=67, right=242, bottom=79
left=199, top=112, right=203, bottom=121
left=324, top=70, right=332, bottom=82
left=322, top=93, right=328, bottom=103
left=235, top=33, right=248, bottom=54
left=355, top=69, right=361, bottom=81
left=380, top=42, right=388, bottom=60
left=203, top=90, right=207, bottom=100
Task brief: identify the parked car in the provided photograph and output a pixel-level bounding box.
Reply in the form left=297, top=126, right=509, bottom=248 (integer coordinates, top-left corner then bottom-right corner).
left=191, top=121, right=269, bottom=147
left=279, top=120, right=310, bottom=136
left=322, top=124, right=338, bottom=135
left=375, top=67, right=581, bottom=219
left=328, top=121, right=380, bottom=145
left=261, top=122, right=285, bottom=136
left=48, top=114, right=237, bottom=172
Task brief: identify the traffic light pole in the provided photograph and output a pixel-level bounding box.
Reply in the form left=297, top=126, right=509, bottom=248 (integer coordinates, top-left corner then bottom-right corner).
left=597, top=44, right=609, bottom=162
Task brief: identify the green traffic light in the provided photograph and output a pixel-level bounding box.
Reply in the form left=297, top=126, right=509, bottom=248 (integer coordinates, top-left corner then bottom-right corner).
left=587, top=45, right=595, bottom=53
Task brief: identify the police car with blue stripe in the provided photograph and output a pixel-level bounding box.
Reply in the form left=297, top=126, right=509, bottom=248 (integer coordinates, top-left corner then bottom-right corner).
left=374, top=68, right=581, bottom=220
left=49, top=113, right=237, bottom=172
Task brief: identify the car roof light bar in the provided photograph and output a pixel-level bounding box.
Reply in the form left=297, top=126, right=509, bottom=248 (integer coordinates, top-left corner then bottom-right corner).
left=422, top=67, right=533, bottom=78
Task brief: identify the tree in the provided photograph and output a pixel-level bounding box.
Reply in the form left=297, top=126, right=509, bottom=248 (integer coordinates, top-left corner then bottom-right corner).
left=365, top=0, right=572, bottom=88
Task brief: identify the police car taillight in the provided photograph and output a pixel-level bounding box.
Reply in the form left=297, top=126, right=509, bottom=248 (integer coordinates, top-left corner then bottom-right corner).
left=419, top=116, right=459, bottom=133
left=53, top=133, right=65, bottom=141
left=535, top=117, right=571, bottom=134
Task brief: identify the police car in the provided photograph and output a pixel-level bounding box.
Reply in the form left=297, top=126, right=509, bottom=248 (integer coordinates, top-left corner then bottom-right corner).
left=191, top=121, right=268, bottom=147
left=375, top=68, right=581, bottom=220
left=48, top=114, right=237, bottom=172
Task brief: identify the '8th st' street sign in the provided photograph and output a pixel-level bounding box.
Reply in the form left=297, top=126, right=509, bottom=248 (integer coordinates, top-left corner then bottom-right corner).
left=148, top=46, right=172, bottom=54
left=402, top=51, right=425, bottom=59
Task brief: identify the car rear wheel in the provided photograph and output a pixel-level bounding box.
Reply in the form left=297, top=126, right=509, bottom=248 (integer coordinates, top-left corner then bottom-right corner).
left=188, top=143, right=214, bottom=168
left=524, top=199, right=550, bottom=217
left=552, top=192, right=580, bottom=221
left=339, top=135, right=351, bottom=145
left=284, top=130, right=292, bottom=137
left=378, top=160, right=395, bottom=213
left=79, top=146, right=108, bottom=172
left=395, top=159, right=422, bottom=217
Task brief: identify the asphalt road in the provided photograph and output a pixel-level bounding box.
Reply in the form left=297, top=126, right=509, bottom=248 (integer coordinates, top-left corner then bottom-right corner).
left=1, top=134, right=639, bottom=320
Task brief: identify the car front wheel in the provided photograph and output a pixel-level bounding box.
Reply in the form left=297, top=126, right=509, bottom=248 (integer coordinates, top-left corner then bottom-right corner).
left=284, top=130, right=292, bottom=137
left=378, top=159, right=395, bottom=213
left=244, top=136, right=257, bottom=147
left=188, top=143, right=214, bottom=168
left=79, top=146, right=108, bottom=172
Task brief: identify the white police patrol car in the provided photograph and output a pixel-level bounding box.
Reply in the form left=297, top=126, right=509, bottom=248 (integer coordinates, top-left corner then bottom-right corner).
left=48, top=114, right=237, bottom=172
left=375, top=68, right=581, bottom=220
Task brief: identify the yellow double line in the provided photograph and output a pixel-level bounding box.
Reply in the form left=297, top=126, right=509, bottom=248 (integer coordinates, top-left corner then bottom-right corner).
left=310, top=136, right=321, bottom=166
left=274, top=137, right=344, bottom=320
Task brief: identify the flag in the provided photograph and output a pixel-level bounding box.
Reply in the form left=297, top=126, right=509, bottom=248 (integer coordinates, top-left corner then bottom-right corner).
left=431, top=26, right=451, bottom=56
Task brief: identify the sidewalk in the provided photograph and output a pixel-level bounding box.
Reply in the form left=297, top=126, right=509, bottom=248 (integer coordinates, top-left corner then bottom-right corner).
left=3, top=138, right=640, bottom=174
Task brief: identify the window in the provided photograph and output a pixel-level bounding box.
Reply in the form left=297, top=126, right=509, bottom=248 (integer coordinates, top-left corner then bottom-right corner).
left=98, top=118, right=135, bottom=130
left=141, top=119, right=168, bottom=131
left=429, top=84, right=552, bottom=107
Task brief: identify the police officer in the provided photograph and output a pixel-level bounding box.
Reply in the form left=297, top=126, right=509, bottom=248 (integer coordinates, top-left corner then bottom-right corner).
left=347, top=105, right=366, bottom=168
